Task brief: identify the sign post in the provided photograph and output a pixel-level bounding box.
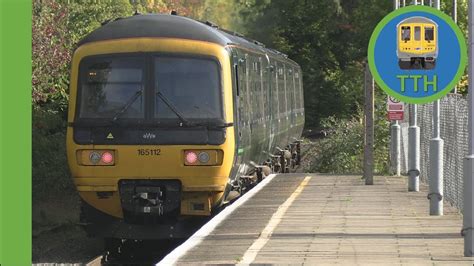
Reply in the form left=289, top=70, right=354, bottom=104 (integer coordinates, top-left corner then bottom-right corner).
left=388, top=96, right=402, bottom=176
left=463, top=0, right=474, bottom=257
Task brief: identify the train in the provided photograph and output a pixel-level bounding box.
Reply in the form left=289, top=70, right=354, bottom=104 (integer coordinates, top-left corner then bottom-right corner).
left=397, top=16, right=438, bottom=70
left=66, top=13, right=304, bottom=245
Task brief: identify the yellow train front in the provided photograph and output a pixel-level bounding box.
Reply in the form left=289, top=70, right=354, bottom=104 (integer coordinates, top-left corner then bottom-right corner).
left=67, top=14, right=304, bottom=241
left=397, top=17, right=438, bottom=70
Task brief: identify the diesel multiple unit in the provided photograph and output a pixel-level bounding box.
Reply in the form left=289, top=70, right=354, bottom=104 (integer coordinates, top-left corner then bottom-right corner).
left=66, top=14, right=304, bottom=242
left=397, top=16, right=438, bottom=70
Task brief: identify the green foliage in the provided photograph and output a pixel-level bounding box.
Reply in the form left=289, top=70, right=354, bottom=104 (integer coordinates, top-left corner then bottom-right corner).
left=32, top=0, right=135, bottom=198
left=312, top=115, right=364, bottom=174
left=32, top=109, right=72, bottom=200
left=66, top=0, right=133, bottom=45
left=238, top=0, right=392, bottom=127
left=310, top=91, right=390, bottom=175
left=32, top=0, right=71, bottom=110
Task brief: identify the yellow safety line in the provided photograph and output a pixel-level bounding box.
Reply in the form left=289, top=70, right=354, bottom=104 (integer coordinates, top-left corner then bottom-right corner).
left=238, top=175, right=312, bottom=265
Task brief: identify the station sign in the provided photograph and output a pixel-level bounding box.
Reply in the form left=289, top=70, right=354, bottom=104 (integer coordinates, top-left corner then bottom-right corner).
left=387, top=96, right=404, bottom=121
left=368, top=6, right=467, bottom=104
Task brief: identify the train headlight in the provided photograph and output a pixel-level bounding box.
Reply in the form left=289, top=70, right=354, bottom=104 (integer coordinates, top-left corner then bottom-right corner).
left=78, top=150, right=116, bottom=166
left=89, top=152, right=101, bottom=164
left=183, top=150, right=223, bottom=166
left=198, top=152, right=210, bottom=163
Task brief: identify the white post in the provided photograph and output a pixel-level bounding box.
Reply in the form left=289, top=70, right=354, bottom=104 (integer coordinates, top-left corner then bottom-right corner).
left=407, top=0, right=421, bottom=192
left=428, top=0, right=444, bottom=216
left=408, top=105, right=420, bottom=191
left=391, top=0, right=401, bottom=177
left=463, top=0, right=474, bottom=257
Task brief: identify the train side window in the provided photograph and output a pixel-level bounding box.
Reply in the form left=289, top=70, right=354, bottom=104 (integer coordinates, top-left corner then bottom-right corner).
left=414, top=26, right=421, bottom=41
left=425, top=27, right=434, bottom=41
left=235, top=64, right=240, bottom=96
left=401, top=26, right=410, bottom=41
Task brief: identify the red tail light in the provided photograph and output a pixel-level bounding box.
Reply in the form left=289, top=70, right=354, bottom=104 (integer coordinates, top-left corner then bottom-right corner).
left=185, top=151, right=198, bottom=164
left=101, top=152, right=114, bottom=164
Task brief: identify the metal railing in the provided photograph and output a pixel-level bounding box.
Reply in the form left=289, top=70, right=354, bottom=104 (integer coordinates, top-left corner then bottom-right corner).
left=397, top=94, right=468, bottom=212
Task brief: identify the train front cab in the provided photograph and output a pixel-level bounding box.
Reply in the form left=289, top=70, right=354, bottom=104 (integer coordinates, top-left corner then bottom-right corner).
left=66, top=37, right=236, bottom=239
left=397, top=17, right=438, bottom=70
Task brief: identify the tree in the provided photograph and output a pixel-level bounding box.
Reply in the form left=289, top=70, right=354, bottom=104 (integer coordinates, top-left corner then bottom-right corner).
left=238, top=0, right=391, bottom=127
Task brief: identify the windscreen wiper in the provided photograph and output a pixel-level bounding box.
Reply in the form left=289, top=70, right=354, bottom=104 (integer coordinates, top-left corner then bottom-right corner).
left=155, top=91, right=192, bottom=126
left=112, top=89, right=143, bottom=122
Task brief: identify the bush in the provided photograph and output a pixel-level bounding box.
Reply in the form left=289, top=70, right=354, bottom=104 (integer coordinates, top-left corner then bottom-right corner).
left=310, top=104, right=390, bottom=175
left=32, top=109, right=73, bottom=200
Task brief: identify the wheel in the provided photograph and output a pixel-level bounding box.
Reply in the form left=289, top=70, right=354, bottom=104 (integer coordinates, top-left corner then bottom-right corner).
left=424, top=61, right=436, bottom=70
left=398, top=60, right=411, bottom=70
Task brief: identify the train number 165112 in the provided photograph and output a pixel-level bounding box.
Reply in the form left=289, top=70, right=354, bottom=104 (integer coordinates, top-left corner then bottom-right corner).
left=137, top=149, right=161, bottom=156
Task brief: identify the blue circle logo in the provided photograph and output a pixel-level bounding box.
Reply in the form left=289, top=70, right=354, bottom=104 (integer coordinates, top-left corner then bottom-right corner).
left=368, top=6, right=467, bottom=104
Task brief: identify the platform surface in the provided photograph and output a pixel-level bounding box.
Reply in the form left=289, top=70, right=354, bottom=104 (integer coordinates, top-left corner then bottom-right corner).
left=168, top=174, right=473, bottom=265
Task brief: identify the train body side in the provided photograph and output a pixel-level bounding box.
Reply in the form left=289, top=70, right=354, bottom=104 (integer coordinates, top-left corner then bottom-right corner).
left=229, top=47, right=304, bottom=176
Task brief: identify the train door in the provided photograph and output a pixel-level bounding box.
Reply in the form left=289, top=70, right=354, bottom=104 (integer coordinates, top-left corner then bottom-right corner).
left=288, top=67, right=296, bottom=141
left=413, top=24, right=422, bottom=51
left=267, top=56, right=277, bottom=153
left=264, top=54, right=275, bottom=153
left=232, top=49, right=250, bottom=174
left=259, top=56, right=268, bottom=162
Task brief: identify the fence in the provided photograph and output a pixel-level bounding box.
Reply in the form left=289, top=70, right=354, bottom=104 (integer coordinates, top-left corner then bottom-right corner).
left=398, top=94, right=468, bottom=212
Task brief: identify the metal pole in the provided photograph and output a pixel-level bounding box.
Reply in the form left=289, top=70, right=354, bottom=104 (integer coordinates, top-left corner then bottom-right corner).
left=429, top=0, right=433, bottom=7
left=408, top=105, right=420, bottom=191
left=407, top=0, right=421, bottom=193
left=434, top=0, right=440, bottom=9
left=364, top=62, right=374, bottom=185
left=390, top=0, right=401, bottom=177
left=453, top=0, right=457, bottom=23
left=403, top=0, right=406, bottom=7
left=428, top=0, right=444, bottom=216
left=463, top=0, right=474, bottom=257
left=453, top=0, right=458, bottom=94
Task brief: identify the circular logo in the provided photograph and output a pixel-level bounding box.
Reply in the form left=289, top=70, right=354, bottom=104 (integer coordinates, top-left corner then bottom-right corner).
left=368, top=6, right=467, bottom=104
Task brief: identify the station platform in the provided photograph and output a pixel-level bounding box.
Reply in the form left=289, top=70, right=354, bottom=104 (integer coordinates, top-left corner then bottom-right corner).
left=159, top=174, right=473, bottom=265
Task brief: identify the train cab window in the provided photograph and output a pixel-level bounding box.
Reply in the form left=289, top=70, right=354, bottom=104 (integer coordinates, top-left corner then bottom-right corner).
left=78, top=56, right=145, bottom=119
left=414, top=26, right=421, bottom=41
left=425, top=27, right=434, bottom=41
left=154, top=57, right=222, bottom=120
left=401, top=26, right=410, bottom=41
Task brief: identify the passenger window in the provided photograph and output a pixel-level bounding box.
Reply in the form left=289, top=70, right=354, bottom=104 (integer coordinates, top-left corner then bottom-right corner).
left=425, top=27, right=434, bottom=41
left=414, top=26, right=421, bottom=41
left=401, top=26, right=411, bottom=41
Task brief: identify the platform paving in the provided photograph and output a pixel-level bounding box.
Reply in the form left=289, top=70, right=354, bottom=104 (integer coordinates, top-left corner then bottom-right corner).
left=174, top=174, right=473, bottom=265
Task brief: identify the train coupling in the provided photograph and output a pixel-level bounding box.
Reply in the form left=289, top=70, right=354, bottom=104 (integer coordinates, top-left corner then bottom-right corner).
left=132, top=189, right=164, bottom=215
left=119, top=180, right=181, bottom=217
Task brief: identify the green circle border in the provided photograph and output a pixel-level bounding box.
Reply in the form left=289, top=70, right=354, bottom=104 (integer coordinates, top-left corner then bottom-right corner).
left=368, top=5, right=467, bottom=104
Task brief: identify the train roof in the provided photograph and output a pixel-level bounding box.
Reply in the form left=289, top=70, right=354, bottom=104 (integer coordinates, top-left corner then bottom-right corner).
left=77, top=13, right=299, bottom=67
left=398, top=16, right=437, bottom=26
